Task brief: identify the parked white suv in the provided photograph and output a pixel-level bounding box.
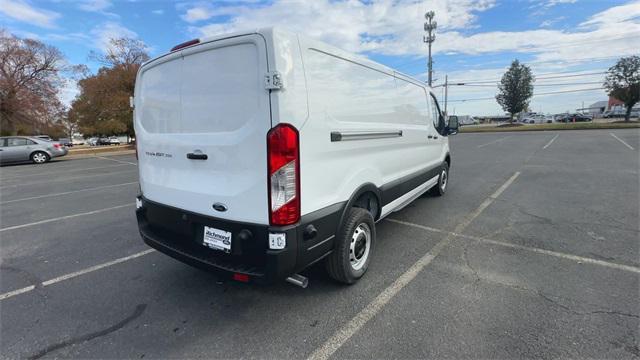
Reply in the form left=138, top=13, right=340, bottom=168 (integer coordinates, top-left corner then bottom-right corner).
left=134, top=28, right=458, bottom=286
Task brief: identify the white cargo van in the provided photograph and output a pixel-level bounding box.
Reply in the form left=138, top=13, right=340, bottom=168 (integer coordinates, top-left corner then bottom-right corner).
left=134, top=28, right=459, bottom=286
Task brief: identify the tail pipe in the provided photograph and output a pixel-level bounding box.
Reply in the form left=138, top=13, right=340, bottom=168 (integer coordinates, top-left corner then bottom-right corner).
left=286, top=274, right=308, bottom=288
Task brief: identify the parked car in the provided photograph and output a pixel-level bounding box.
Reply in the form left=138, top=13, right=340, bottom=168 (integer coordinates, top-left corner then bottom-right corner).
left=97, top=137, right=112, bottom=145
left=33, top=135, right=53, bottom=141
left=134, top=28, right=459, bottom=287
left=0, top=136, right=68, bottom=164
left=72, top=138, right=85, bottom=146
left=57, top=138, right=73, bottom=147
left=87, top=137, right=99, bottom=146
left=557, top=113, right=591, bottom=122
left=109, top=136, right=121, bottom=145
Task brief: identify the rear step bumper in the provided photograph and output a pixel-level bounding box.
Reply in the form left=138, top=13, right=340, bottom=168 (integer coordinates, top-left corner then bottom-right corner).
left=136, top=196, right=343, bottom=284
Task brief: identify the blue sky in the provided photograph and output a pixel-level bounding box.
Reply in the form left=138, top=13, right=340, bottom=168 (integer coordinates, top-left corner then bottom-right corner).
left=1, top=0, right=639, bottom=115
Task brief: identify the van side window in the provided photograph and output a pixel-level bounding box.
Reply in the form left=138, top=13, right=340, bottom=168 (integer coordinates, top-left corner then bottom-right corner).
left=429, top=94, right=445, bottom=134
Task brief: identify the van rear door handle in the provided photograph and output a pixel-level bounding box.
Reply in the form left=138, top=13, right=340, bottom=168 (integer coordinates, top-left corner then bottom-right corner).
left=186, top=153, right=208, bottom=160
left=428, top=135, right=437, bottom=139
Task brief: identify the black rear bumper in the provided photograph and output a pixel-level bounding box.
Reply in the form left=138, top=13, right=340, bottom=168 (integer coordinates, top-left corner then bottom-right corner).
left=136, top=196, right=343, bottom=284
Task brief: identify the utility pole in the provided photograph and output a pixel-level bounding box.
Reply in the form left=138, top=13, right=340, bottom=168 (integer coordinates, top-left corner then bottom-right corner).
left=423, top=11, right=436, bottom=87
left=444, top=75, right=448, bottom=116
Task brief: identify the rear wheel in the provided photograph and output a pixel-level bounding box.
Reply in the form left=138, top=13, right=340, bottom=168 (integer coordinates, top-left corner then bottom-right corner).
left=430, top=162, right=449, bottom=196
left=326, top=207, right=375, bottom=284
left=31, top=151, right=49, bottom=164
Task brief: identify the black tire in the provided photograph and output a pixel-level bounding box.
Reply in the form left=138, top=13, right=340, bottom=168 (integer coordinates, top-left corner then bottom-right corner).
left=430, top=162, right=449, bottom=196
left=30, top=151, right=50, bottom=164
left=326, top=207, right=376, bottom=284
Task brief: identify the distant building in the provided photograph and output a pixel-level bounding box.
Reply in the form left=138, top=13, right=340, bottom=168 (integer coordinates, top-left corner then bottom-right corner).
left=586, top=100, right=608, bottom=115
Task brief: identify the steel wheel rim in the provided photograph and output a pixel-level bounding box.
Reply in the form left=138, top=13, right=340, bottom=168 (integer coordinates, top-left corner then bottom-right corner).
left=33, top=153, right=47, bottom=163
left=440, top=170, right=447, bottom=191
left=349, top=223, right=371, bottom=271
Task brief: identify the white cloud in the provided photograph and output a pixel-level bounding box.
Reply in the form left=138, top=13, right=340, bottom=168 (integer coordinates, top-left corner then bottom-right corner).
left=152, top=9, right=164, bottom=15
left=182, top=6, right=214, bottom=22
left=187, top=0, right=497, bottom=54
left=78, top=0, right=112, bottom=12
left=542, top=0, right=577, bottom=8
left=539, top=16, right=565, bottom=27
left=90, top=22, right=138, bottom=53
left=580, top=0, right=640, bottom=27
left=178, top=0, right=637, bottom=115
left=0, top=0, right=60, bottom=28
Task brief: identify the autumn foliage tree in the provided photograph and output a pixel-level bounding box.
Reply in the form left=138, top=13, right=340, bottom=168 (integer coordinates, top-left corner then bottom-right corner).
left=70, top=38, right=149, bottom=140
left=0, top=30, right=67, bottom=135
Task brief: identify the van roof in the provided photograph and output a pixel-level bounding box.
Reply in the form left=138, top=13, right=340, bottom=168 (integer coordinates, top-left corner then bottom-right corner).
left=158, top=26, right=430, bottom=91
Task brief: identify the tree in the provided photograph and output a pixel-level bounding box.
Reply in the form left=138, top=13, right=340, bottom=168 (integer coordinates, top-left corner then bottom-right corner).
left=604, top=56, right=640, bottom=122
left=71, top=38, right=149, bottom=140
left=0, top=30, right=66, bottom=135
left=496, top=59, right=535, bottom=123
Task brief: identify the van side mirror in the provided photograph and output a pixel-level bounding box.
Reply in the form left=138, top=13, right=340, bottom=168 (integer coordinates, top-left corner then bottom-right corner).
left=447, top=115, right=459, bottom=135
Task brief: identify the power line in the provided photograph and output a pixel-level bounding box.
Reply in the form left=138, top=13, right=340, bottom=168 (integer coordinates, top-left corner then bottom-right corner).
left=448, top=87, right=605, bottom=102
left=448, top=69, right=608, bottom=83
left=456, top=81, right=604, bottom=87
left=394, top=34, right=638, bottom=70
left=455, top=71, right=607, bottom=84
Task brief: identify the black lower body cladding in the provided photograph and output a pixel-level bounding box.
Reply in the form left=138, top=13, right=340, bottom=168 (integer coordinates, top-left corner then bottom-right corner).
left=135, top=161, right=447, bottom=284
left=136, top=197, right=343, bottom=284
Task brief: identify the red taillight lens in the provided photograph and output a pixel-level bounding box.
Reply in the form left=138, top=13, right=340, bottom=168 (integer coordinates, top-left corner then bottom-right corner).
left=267, top=124, right=300, bottom=226
left=53, top=143, right=61, bottom=149
left=232, top=273, right=250, bottom=283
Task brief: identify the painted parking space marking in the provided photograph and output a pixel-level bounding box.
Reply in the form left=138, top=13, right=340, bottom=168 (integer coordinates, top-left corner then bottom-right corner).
left=386, top=219, right=640, bottom=274
left=0, top=249, right=155, bottom=301
left=0, top=182, right=138, bottom=204
left=542, top=134, right=559, bottom=149
left=0, top=204, right=132, bottom=233
left=0, top=169, right=137, bottom=189
left=477, top=136, right=511, bottom=148
left=307, top=171, right=521, bottom=360
left=610, top=132, right=635, bottom=150
left=95, top=155, right=138, bottom=165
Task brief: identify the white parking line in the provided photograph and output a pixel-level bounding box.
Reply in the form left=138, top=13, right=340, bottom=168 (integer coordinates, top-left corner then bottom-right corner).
left=307, top=172, right=521, bottom=360
left=386, top=219, right=640, bottom=274
left=542, top=134, right=559, bottom=149
left=95, top=155, right=137, bottom=165
left=0, top=204, right=133, bottom=232
left=477, top=136, right=511, bottom=148
left=0, top=182, right=138, bottom=204
left=0, top=169, right=137, bottom=189
left=610, top=133, right=635, bottom=150
left=0, top=163, right=131, bottom=182
left=0, top=249, right=155, bottom=301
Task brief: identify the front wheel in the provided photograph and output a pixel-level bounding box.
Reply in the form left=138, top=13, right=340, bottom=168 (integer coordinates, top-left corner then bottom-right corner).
left=326, top=208, right=376, bottom=284
left=31, top=151, right=50, bottom=164
left=430, top=162, right=449, bottom=196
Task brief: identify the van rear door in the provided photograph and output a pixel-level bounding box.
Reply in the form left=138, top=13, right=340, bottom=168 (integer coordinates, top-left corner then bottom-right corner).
left=135, top=35, right=271, bottom=224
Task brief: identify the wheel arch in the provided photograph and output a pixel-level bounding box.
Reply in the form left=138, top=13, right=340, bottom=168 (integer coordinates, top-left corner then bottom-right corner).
left=338, top=183, right=382, bottom=229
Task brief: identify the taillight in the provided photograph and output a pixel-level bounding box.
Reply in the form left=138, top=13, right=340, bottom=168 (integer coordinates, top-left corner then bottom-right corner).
left=53, top=143, right=61, bottom=149
left=267, top=124, right=300, bottom=226
left=170, top=39, right=200, bottom=52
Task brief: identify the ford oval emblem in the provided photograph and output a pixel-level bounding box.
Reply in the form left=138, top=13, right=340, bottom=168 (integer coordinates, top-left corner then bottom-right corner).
left=212, top=203, right=228, bottom=212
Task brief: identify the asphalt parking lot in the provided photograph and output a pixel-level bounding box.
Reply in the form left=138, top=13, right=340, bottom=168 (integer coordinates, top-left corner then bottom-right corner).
left=1, top=129, right=638, bottom=359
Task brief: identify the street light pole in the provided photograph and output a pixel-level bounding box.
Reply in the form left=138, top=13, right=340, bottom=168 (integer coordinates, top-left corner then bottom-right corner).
left=423, top=11, right=436, bottom=87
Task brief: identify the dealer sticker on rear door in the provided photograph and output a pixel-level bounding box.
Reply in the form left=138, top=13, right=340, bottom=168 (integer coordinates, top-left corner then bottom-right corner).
left=203, top=226, right=232, bottom=253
